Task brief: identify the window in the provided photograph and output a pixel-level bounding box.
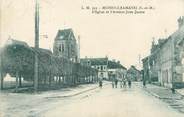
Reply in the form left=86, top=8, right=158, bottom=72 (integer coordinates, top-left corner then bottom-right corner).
left=101, top=66, right=103, bottom=70
left=59, top=44, right=62, bottom=52
left=60, top=35, right=64, bottom=39
left=62, top=44, right=64, bottom=52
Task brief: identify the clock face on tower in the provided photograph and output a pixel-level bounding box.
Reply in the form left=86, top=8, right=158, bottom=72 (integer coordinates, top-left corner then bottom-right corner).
left=60, top=35, right=64, bottom=39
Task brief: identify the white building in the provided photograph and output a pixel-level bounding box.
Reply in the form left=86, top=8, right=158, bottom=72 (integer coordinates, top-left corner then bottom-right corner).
left=80, top=58, right=127, bottom=80
left=80, top=57, right=108, bottom=80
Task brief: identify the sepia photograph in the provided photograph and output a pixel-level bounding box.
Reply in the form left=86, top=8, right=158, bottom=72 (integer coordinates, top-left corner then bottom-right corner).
left=0, top=0, right=184, bottom=117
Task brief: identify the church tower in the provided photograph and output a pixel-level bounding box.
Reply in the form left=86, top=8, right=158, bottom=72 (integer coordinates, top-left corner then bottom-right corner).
left=53, top=29, right=79, bottom=63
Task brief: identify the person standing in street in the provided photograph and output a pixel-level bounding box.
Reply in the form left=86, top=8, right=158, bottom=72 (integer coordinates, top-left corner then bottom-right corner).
left=143, top=80, right=146, bottom=88
left=99, top=79, right=103, bottom=88
left=112, top=80, right=115, bottom=88
left=115, top=78, right=118, bottom=88
left=128, top=78, right=131, bottom=88
left=123, top=78, right=127, bottom=88
left=120, top=79, right=123, bottom=88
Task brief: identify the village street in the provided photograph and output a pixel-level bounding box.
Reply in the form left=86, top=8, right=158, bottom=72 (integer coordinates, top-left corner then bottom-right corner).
left=0, top=0, right=184, bottom=117
left=0, top=82, right=184, bottom=117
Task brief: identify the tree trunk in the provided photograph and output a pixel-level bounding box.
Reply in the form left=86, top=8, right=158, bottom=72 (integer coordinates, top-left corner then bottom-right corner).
left=49, top=73, right=51, bottom=88
left=19, top=74, right=22, bottom=88
left=59, top=76, right=61, bottom=85
left=0, top=56, right=3, bottom=90
left=15, top=71, right=19, bottom=92
left=0, top=72, right=3, bottom=90
left=44, top=75, right=47, bottom=85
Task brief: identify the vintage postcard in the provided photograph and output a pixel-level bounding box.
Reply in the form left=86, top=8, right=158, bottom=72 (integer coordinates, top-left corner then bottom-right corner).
left=0, top=0, right=184, bottom=117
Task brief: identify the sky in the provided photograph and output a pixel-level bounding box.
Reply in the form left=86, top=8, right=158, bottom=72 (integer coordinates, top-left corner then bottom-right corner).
left=0, top=0, right=184, bottom=69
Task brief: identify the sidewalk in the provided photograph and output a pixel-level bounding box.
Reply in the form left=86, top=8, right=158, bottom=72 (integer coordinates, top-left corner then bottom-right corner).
left=0, top=81, right=111, bottom=99
left=0, top=81, right=111, bottom=117
left=44, top=81, right=110, bottom=99
left=144, top=84, right=183, bottom=100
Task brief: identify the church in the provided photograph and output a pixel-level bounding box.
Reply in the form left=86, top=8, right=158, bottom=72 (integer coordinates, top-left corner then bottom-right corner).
left=53, top=28, right=80, bottom=63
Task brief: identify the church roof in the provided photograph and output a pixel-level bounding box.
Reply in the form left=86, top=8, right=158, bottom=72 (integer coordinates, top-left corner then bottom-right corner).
left=55, top=28, right=75, bottom=41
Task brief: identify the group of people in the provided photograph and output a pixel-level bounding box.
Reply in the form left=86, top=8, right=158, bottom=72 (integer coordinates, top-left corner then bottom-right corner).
left=98, top=78, right=132, bottom=89
left=112, top=78, right=132, bottom=89
left=99, top=78, right=147, bottom=89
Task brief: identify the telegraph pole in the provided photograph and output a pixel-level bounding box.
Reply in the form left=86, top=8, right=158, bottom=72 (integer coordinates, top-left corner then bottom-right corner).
left=34, top=0, right=39, bottom=92
left=171, top=37, right=175, bottom=92
left=0, top=51, right=3, bottom=90
left=78, top=35, right=80, bottom=63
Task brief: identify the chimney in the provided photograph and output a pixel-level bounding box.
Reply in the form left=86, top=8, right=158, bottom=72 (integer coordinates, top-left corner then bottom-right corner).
left=178, top=16, right=184, bottom=29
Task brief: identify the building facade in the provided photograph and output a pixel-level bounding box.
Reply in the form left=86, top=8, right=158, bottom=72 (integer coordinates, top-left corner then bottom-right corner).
left=80, top=57, right=108, bottom=80
left=127, top=65, right=141, bottom=81
left=159, top=17, right=184, bottom=88
left=142, top=56, right=150, bottom=82
left=107, top=60, right=127, bottom=81
left=142, top=16, right=184, bottom=88
left=53, top=29, right=79, bottom=63
left=80, top=57, right=126, bottom=80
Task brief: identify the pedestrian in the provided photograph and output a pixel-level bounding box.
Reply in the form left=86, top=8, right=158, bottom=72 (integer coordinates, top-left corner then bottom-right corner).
left=115, top=78, right=118, bottom=88
left=128, top=79, right=131, bottom=88
left=171, top=87, right=175, bottom=94
left=120, top=79, right=123, bottom=88
left=123, top=78, right=127, bottom=88
left=99, top=79, right=103, bottom=88
left=143, top=80, right=146, bottom=88
left=112, top=80, right=115, bottom=88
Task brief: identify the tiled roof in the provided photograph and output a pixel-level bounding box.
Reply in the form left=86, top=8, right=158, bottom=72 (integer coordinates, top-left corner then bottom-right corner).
left=128, top=65, right=140, bottom=73
left=159, top=22, right=184, bottom=49
left=80, top=58, right=108, bottom=65
left=31, top=47, right=52, bottom=56
left=107, top=60, right=126, bottom=69
left=55, top=28, right=75, bottom=40
left=80, top=58, right=127, bottom=69
left=6, top=39, right=29, bottom=47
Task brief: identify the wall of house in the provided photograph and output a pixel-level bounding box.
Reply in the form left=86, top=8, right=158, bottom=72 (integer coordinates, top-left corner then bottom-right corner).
left=142, top=58, right=149, bottom=82
left=159, top=39, right=173, bottom=88
left=158, top=37, right=184, bottom=88
left=92, top=65, right=108, bottom=79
